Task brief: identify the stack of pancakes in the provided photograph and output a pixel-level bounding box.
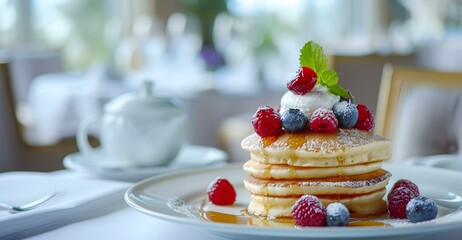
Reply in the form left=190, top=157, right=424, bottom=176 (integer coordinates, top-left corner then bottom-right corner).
left=241, top=128, right=392, bottom=218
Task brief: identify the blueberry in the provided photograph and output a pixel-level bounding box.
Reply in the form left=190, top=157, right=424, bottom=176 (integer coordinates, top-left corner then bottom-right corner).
left=281, top=108, right=308, bottom=132
left=406, top=196, right=438, bottom=223
left=326, top=203, right=350, bottom=226
left=332, top=101, right=358, bottom=128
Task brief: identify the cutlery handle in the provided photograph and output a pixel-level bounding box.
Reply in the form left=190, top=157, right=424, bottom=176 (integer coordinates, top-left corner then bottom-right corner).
left=77, top=114, right=100, bottom=157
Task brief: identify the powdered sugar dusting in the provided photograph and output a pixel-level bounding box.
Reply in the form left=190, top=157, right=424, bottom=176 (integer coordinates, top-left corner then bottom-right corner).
left=207, top=176, right=223, bottom=193
left=326, top=202, right=347, bottom=215
left=311, top=108, right=337, bottom=123
left=301, top=194, right=324, bottom=207
left=378, top=218, right=410, bottom=226
left=298, top=171, right=391, bottom=188
left=166, top=197, right=197, bottom=219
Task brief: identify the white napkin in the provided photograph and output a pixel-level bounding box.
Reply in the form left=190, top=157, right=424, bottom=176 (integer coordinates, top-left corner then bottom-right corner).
left=0, top=171, right=130, bottom=238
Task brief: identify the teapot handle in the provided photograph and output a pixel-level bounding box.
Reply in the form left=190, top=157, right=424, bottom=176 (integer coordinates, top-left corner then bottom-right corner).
left=77, top=114, right=100, bottom=157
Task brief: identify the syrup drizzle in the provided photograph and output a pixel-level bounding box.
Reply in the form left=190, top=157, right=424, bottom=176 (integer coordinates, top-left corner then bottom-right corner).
left=198, top=200, right=390, bottom=227
left=243, top=129, right=389, bottom=154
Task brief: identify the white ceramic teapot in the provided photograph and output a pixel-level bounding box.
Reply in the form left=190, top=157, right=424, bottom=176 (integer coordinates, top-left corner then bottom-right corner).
left=77, top=81, right=188, bottom=167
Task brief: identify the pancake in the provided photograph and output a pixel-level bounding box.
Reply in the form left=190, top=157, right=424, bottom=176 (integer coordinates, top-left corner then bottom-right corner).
left=241, top=129, right=391, bottom=167
left=243, top=169, right=391, bottom=196
left=243, top=159, right=384, bottom=179
left=248, top=188, right=388, bottom=217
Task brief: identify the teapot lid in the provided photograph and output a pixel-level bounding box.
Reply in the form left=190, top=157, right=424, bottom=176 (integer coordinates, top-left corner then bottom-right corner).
left=105, top=81, right=182, bottom=114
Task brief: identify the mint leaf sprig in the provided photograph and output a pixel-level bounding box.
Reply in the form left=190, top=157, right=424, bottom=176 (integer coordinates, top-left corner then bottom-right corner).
left=299, top=41, right=350, bottom=99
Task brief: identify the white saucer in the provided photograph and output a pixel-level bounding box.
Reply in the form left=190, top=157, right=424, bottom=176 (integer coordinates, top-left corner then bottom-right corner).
left=63, top=145, right=228, bottom=182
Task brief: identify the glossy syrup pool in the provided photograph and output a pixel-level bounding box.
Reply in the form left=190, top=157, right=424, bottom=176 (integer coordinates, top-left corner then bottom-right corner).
left=198, top=200, right=392, bottom=228
left=163, top=177, right=460, bottom=229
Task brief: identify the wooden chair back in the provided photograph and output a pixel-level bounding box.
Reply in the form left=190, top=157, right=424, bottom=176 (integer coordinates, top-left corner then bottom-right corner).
left=0, top=62, right=82, bottom=171
left=376, top=65, right=462, bottom=138
left=330, top=54, right=418, bottom=115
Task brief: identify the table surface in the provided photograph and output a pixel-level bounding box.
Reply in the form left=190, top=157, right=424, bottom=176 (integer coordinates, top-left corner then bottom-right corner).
left=27, top=207, right=228, bottom=240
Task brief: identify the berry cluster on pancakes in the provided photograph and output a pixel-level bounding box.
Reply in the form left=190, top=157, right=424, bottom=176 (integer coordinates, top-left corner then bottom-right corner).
left=241, top=41, right=392, bottom=218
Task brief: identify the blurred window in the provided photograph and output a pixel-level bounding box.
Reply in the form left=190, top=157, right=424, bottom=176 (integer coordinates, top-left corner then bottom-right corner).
left=1, top=0, right=462, bottom=71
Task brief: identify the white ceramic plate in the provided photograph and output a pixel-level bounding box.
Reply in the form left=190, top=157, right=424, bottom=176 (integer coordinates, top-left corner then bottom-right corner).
left=64, top=145, right=228, bottom=182
left=125, top=163, right=462, bottom=240
left=405, top=154, right=462, bottom=172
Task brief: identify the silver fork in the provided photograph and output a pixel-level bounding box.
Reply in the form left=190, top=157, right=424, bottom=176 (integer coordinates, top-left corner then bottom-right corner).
left=0, top=192, right=60, bottom=213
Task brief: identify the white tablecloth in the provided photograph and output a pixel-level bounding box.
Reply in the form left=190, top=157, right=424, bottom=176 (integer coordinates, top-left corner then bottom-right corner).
left=27, top=207, right=227, bottom=240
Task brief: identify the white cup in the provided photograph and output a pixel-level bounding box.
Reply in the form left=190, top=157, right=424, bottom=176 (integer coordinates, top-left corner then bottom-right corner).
left=77, top=82, right=188, bottom=168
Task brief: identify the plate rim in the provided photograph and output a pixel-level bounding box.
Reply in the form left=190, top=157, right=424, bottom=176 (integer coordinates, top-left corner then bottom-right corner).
left=125, top=163, right=462, bottom=238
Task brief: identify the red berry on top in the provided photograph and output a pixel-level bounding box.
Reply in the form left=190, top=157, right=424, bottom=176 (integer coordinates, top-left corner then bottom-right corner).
left=287, top=67, right=318, bottom=95
left=207, top=177, right=236, bottom=205
left=292, top=195, right=326, bottom=227
left=354, top=104, right=374, bottom=131
left=391, top=179, right=420, bottom=198
left=388, top=186, right=416, bottom=219
left=309, top=108, right=338, bottom=133
left=252, top=106, right=282, bottom=137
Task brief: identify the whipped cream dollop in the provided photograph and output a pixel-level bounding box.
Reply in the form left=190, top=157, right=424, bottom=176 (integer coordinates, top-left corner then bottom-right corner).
left=279, top=84, right=339, bottom=117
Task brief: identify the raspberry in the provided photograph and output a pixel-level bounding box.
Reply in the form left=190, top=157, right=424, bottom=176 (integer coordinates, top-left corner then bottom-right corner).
left=406, top=196, right=438, bottom=223
left=388, top=186, right=416, bottom=219
left=309, top=108, right=338, bottom=133
left=207, top=177, right=236, bottom=205
left=287, top=67, right=317, bottom=95
left=292, top=195, right=326, bottom=227
left=252, top=106, right=282, bottom=137
left=281, top=108, right=308, bottom=132
left=354, top=104, right=374, bottom=131
left=391, top=179, right=420, bottom=198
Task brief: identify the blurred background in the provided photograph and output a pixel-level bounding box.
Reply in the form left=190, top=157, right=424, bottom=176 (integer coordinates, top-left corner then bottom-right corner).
left=0, top=0, right=461, bottom=171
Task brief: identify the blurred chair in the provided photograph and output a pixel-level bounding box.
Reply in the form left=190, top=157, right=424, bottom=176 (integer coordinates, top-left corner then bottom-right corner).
left=218, top=112, right=254, bottom=163
left=376, top=64, right=462, bottom=161
left=7, top=49, right=63, bottom=104
left=330, top=54, right=418, bottom=115
left=0, top=61, right=91, bottom=172
left=0, top=49, right=63, bottom=128
left=212, top=92, right=279, bottom=163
